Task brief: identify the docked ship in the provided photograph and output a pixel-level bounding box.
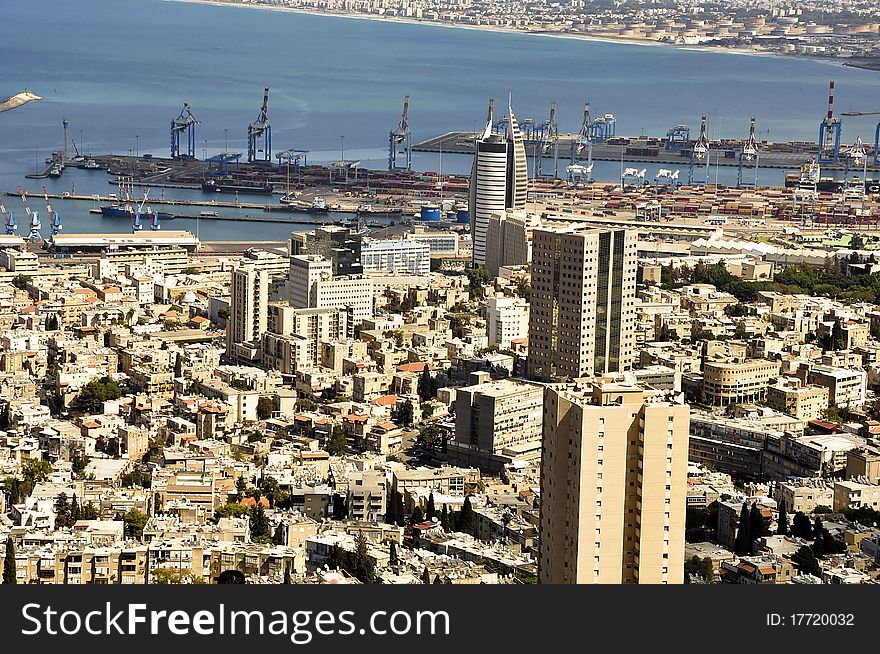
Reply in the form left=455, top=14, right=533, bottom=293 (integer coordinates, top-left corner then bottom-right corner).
left=355, top=204, right=403, bottom=218
left=304, top=196, right=330, bottom=214
left=100, top=205, right=175, bottom=221
left=784, top=159, right=880, bottom=193
left=201, top=178, right=274, bottom=195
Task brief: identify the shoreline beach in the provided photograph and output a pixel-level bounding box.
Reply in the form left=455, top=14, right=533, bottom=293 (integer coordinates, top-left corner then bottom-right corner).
left=162, top=0, right=854, bottom=68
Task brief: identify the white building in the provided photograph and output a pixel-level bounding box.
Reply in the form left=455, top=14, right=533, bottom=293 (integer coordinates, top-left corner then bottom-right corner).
left=226, top=265, right=268, bottom=350
left=486, top=295, right=529, bottom=349
left=361, top=238, right=430, bottom=276
left=288, top=254, right=333, bottom=309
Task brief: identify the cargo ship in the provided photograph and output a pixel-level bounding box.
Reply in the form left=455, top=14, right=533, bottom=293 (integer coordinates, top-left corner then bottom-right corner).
left=356, top=204, right=403, bottom=218
left=100, top=205, right=175, bottom=221
left=201, top=178, right=274, bottom=195
left=784, top=160, right=880, bottom=193
left=304, top=196, right=330, bottom=214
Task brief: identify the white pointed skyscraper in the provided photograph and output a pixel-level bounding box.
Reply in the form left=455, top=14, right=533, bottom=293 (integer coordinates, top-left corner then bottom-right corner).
left=469, top=96, right=529, bottom=267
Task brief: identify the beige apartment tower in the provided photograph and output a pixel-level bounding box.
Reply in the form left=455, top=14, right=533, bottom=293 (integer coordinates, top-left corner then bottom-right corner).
left=539, top=378, right=690, bottom=584
left=226, top=265, right=269, bottom=350
left=528, top=227, right=637, bottom=382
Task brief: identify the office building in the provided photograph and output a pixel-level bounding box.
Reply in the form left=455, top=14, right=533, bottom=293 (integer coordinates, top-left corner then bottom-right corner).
left=702, top=359, right=782, bottom=406
left=528, top=226, right=638, bottom=382
left=361, top=238, right=431, bottom=276
left=290, top=226, right=363, bottom=277
left=288, top=254, right=333, bottom=309
left=226, top=265, right=268, bottom=352
left=469, top=100, right=528, bottom=267
left=539, top=378, right=690, bottom=584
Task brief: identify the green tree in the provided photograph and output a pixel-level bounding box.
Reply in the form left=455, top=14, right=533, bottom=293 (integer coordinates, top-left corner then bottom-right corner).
left=457, top=496, right=478, bottom=537
left=733, top=502, right=752, bottom=556
left=421, top=566, right=431, bottom=584
left=123, top=509, right=148, bottom=539
left=82, top=502, right=99, bottom=520
left=327, top=425, right=347, bottom=456
left=348, top=532, right=376, bottom=584
left=250, top=501, right=269, bottom=541
left=70, top=495, right=80, bottom=523
left=283, top=565, right=292, bottom=584
left=749, top=502, right=766, bottom=542
left=465, top=267, right=490, bottom=300
left=684, top=555, right=714, bottom=583
left=791, top=512, right=814, bottom=540
left=792, top=545, right=821, bottom=576
left=777, top=502, right=788, bottom=536
left=0, top=403, right=9, bottom=431
left=388, top=540, right=398, bottom=567
left=213, top=503, right=250, bottom=521
left=257, top=396, right=274, bottom=420
left=421, top=403, right=435, bottom=420
left=385, top=491, right=399, bottom=526
left=441, top=504, right=451, bottom=531
left=11, top=274, right=32, bottom=290
left=77, top=377, right=124, bottom=414
left=173, top=353, right=182, bottom=378
left=45, top=314, right=59, bottom=331
left=393, top=399, right=415, bottom=428
left=417, top=367, right=433, bottom=401
left=55, top=493, right=71, bottom=528
left=410, top=505, right=424, bottom=526
left=426, top=492, right=436, bottom=521
left=3, top=537, right=16, bottom=584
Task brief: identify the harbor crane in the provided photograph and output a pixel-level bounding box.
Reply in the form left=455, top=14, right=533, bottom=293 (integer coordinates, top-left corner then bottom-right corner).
left=818, top=80, right=842, bottom=164
left=737, top=116, right=760, bottom=189
left=41, top=185, right=62, bottom=236
left=247, top=87, right=272, bottom=163
left=621, top=167, right=646, bottom=188
left=841, top=136, right=868, bottom=211
left=171, top=103, right=200, bottom=159
left=840, top=108, right=880, bottom=166
left=567, top=101, right=594, bottom=184
left=0, top=198, right=16, bottom=235
left=533, top=99, right=560, bottom=178
left=665, top=124, right=690, bottom=152
left=18, top=185, right=41, bottom=242
left=388, top=95, right=412, bottom=171
left=688, top=115, right=710, bottom=185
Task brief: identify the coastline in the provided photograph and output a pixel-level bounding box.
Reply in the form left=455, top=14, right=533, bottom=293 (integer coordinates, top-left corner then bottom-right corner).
left=162, top=0, right=851, bottom=67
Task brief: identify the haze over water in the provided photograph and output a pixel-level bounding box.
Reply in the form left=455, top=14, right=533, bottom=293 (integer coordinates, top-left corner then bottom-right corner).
left=2, top=0, right=880, bottom=240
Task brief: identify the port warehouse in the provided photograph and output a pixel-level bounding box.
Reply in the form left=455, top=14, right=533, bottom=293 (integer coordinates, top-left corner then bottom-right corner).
left=39, top=231, right=200, bottom=254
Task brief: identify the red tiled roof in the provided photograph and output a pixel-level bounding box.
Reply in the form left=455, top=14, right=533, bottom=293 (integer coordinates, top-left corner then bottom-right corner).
left=396, top=362, right=433, bottom=373
left=240, top=496, right=270, bottom=509
left=371, top=395, right=398, bottom=406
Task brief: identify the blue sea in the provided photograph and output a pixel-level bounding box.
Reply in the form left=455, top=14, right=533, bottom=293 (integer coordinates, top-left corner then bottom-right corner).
left=2, top=0, right=880, bottom=240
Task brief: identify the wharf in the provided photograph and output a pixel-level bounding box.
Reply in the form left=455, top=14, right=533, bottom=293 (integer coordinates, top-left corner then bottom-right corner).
left=412, top=131, right=880, bottom=172
left=7, top=191, right=268, bottom=210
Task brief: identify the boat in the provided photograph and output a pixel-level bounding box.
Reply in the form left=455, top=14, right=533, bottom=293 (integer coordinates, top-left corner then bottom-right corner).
left=100, top=205, right=175, bottom=220
left=304, top=196, right=330, bottom=214
left=201, top=178, right=273, bottom=195
left=47, top=163, right=63, bottom=178
left=199, top=210, right=218, bottom=217
left=83, top=160, right=101, bottom=170
left=356, top=204, right=404, bottom=218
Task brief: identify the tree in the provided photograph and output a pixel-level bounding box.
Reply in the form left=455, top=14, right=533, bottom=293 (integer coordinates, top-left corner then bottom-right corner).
left=250, top=502, right=269, bottom=540
left=261, top=476, right=281, bottom=507
left=283, top=565, right=292, bottom=584
left=457, top=496, right=478, bottom=537
left=257, top=396, right=274, bottom=420
left=0, top=403, right=9, bottom=431
left=684, top=555, right=714, bottom=583
left=385, top=490, right=399, bottom=525
left=77, top=376, right=124, bottom=414
left=851, top=234, right=866, bottom=250
left=393, top=399, right=415, bottom=428
left=388, top=540, right=398, bottom=567
left=791, top=545, right=821, bottom=577
left=395, top=492, right=405, bottom=527
left=348, top=533, right=376, bottom=584
left=426, top=492, right=436, bottom=521
left=55, top=493, right=71, bottom=528
left=441, top=504, right=451, bottom=531
left=214, top=503, right=250, bottom=521
left=123, top=509, right=148, bottom=540
left=82, top=501, right=99, bottom=520
left=173, top=353, right=182, bottom=378
left=410, top=506, right=424, bottom=526
left=421, top=566, right=431, bottom=584
left=327, top=425, right=347, bottom=456
left=749, top=502, right=766, bottom=542
left=70, top=494, right=81, bottom=523
left=3, top=538, right=15, bottom=584
left=733, top=502, right=752, bottom=556
left=421, top=403, right=435, bottom=420
left=11, top=274, right=32, bottom=291
left=417, top=367, right=433, bottom=401
left=45, top=314, right=59, bottom=331
left=791, top=511, right=814, bottom=540
left=777, top=502, right=788, bottom=536
left=332, top=494, right=348, bottom=520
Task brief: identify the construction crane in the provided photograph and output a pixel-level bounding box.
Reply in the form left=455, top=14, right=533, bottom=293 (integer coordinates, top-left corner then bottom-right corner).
left=247, top=87, right=271, bottom=163
left=0, top=198, right=16, bottom=235
left=840, top=108, right=880, bottom=166
left=689, top=115, right=710, bottom=185
left=818, top=80, right=842, bottom=164
left=41, top=185, right=62, bottom=236
left=388, top=95, right=412, bottom=171
left=18, top=185, right=41, bottom=242
left=737, top=116, right=760, bottom=189
left=171, top=103, right=200, bottom=159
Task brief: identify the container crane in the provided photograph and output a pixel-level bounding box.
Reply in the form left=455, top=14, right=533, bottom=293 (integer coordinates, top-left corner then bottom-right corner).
left=737, top=117, right=760, bottom=189
left=534, top=99, right=559, bottom=178
left=41, top=185, right=62, bottom=236
left=840, top=108, right=880, bottom=166
left=689, top=115, right=710, bottom=185
left=567, top=102, right=594, bottom=184
left=818, top=80, right=842, bottom=164
left=388, top=95, right=412, bottom=171
left=18, top=185, right=41, bottom=242
left=0, top=198, right=16, bottom=235
left=247, top=87, right=271, bottom=163
left=171, top=103, right=200, bottom=159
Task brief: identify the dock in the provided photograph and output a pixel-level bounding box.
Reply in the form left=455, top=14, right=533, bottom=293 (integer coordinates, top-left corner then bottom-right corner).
left=412, top=131, right=880, bottom=172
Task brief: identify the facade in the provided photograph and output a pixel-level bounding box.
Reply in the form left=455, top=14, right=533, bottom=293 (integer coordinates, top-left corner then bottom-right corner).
left=469, top=102, right=527, bottom=267
left=539, top=378, right=690, bottom=584
left=288, top=254, right=333, bottom=309
left=802, top=364, right=868, bottom=408
left=846, top=447, right=880, bottom=484
left=766, top=377, right=829, bottom=420
left=312, top=276, right=373, bottom=323
left=225, top=265, right=268, bottom=352
left=484, top=209, right=537, bottom=276
left=528, top=227, right=637, bottom=382
left=775, top=479, right=835, bottom=514
left=290, top=226, right=363, bottom=277
left=361, top=238, right=430, bottom=276
left=486, top=295, right=529, bottom=349
left=701, top=359, right=782, bottom=406
left=833, top=480, right=880, bottom=511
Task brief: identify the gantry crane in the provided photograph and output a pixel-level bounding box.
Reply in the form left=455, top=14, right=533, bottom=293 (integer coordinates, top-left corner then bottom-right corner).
left=247, top=87, right=271, bottom=163
left=689, top=115, right=710, bottom=185
left=533, top=99, right=559, bottom=178
left=389, top=95, right=412, bottom=171
left=0, top=198, right=16, bottom=235
left=818, top=80, right=842, bottom=164
left=18, top=186, right=41, bottom=242
left=737, top=117, right=760, bottom=189
left=841, top=108, right=880, bottom=166
left=41, top=185, right=62, bottom=236
left=567, top=101, right=594, bottom=184
left=171, top=103, right=200, bottom=159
